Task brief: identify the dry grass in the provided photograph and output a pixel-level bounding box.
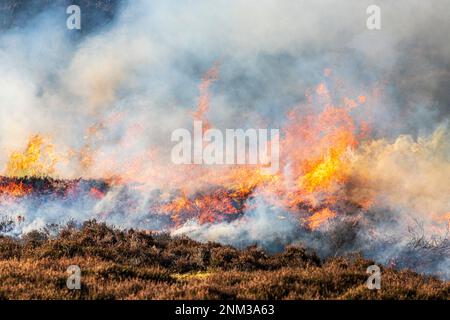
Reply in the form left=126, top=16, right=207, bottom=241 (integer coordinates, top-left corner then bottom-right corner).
left=0, top=220, right=448, bottom=300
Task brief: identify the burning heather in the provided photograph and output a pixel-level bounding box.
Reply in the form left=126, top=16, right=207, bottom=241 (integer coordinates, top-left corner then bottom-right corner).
left=0, top=0, right=449, bottom=282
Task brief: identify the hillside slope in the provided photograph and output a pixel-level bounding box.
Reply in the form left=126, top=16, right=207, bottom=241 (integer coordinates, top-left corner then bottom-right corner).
left=0, top=221, right=448, bottom=299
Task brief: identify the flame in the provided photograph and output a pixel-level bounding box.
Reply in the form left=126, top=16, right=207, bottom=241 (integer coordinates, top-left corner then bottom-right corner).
left=141, top=77, right=369, bottom=225
left=0, top=70, right=378, bottom=229
left=306, top=208, right=337, bottom=230
left=191, top=63, right=220, bottom=131
left=358, top=95, right=366, bottom=104
left=437, top=212, right=450, bottom=228
left=5, top=135, right=58, bottom=178
left=301, top=147, right=349, bottom=193
left=0, top=180, right=32, bottom=197
left=160, top=189, right=244, bottom=226
left=281, top=90, right=360, bottom=209
left=89, top=187, right=105, bottom=199
left=155, top=95, right=361, bottom=224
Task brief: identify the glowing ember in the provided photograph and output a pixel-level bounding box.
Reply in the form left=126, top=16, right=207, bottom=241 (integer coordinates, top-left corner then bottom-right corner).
left=89, top=187, right=105, bottom=199
left=0, top=180, right=32, bottom=197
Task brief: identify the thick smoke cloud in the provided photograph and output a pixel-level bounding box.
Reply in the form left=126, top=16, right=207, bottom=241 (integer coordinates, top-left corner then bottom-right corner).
left=1, top=0, right=449, bottom=167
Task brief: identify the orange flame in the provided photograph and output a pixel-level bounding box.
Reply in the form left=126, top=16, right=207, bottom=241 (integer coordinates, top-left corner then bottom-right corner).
left=5, top=135, right=58, bottom=178
left=0, top=180, right=32, bottom=197
left=0, top=70, right=378, bottom=228
left=306, top=208, right=337, bottom=230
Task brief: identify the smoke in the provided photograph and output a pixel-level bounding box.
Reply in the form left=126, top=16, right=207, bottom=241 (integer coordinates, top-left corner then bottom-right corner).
left=352, top=126, right=450, bottom=219
left=1, top=0, right=449, bottom=161
left=0, top=1, right=449, bottom=279
left=172, top=194, right=300, bottom=251
left=173, top=127, right=450, bottom=278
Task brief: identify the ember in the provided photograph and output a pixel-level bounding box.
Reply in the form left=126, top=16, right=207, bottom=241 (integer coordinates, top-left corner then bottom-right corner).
left=0, top=176, right=109, bottom=199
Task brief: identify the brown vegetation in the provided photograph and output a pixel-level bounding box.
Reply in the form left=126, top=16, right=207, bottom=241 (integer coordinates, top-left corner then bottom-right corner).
left=0, top=221, right=448, bottom=299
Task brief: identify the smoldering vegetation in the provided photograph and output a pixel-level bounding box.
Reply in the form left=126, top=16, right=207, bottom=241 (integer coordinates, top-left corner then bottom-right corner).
left=0, top=220, right=448, bottom=299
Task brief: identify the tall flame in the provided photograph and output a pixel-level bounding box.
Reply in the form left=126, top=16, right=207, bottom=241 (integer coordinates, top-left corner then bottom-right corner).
left=5, top=135, right=58, bottom=178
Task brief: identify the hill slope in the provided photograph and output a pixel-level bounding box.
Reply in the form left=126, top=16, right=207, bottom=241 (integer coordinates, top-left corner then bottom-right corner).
left=0, top=221, right=448, bottom=299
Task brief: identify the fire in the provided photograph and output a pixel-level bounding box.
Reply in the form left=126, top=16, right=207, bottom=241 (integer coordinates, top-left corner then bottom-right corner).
left=0, top=179, right=32, bottom=197
left=282, top=97, right=359, bottom=207
left=160, top=189, right=244, bottom=226
left=438, top=212, right=450, bottom=228
left=358, top=95, right=366, bottom=103
left=301, top=148, right=349, bottom=193
left=191, top=63, right=220, bottom=131
left=5, top=135, right=58, bottom=178
left=228, top=167, right=279, bottom=195
left=0, top=69, right=376, bottom=230
left=306, top=208, right=337, bottom=230
left=89, top=187, right=105, bottom=199
left=149, top=77, right=368, bottom=225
